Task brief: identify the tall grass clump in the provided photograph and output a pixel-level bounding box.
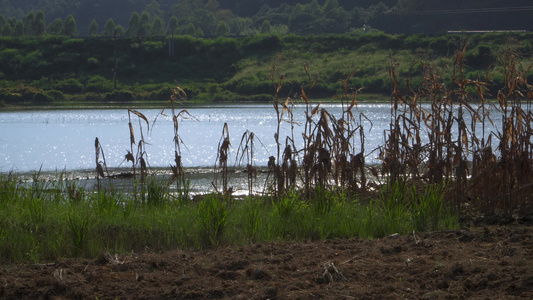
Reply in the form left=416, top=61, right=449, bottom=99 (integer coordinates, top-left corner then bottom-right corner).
left=197, top=194, right=228, bottom=247
left=375, top=181, right=413, bottom=235
left=67, top=206, right=93, bottom=257
left=412, top=183, right=457, bottom=232
left=372, top=182, right=457, bottom=236
left=241, top=196, right=265, bottom=242
left=0, top=173, right=19, bottom=208
left=145, top=174, right=172, bottom=206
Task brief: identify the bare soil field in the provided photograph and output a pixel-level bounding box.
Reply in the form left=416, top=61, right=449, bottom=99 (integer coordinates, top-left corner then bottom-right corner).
left=1, top=224, right=532, bottom=299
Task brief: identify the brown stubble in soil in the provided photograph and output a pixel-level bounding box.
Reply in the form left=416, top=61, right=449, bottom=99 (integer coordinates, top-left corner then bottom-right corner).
left=1, top=225, right=532, bottom=299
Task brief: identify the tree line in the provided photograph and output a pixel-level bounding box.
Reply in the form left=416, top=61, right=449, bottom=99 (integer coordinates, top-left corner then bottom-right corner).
left=0, top=0, right=394, bottom=38
left=0, top=11, right=79, bottom=37
left=1, top=0, right=532, bottom=37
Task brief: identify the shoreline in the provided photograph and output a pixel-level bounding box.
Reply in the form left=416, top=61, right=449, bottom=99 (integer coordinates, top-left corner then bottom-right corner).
left=4, top=166, right=277, bottom=197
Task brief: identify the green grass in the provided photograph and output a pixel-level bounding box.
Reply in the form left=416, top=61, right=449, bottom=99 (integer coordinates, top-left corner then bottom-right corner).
left=0, top=172, right=459, bottom=263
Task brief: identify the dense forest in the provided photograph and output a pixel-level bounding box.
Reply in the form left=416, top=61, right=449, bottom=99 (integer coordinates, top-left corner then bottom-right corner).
left=0, top=0, right=532, bottom=36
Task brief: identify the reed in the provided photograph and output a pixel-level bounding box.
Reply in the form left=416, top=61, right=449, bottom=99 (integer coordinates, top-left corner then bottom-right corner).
left=156, top=86, right=193, bottom=200
left=94, top=137, right=108, bottom=190
left=268, top=65, right=297, bottom=198
left=213, top=123, right=232, bottom=197
left=236, top=130, right=260, bottom=196
left=255, top=40, right=533, bottom=218
left=382, top=42, right=533, bottom=216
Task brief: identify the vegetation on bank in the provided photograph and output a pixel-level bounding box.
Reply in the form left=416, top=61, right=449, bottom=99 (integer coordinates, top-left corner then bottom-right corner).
left=0, top=32, right=532, bottom=107
left=0, top=172, right=458, bottom=263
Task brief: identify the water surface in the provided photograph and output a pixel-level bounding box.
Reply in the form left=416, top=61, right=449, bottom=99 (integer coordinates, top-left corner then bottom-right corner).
left=0, top=103, right=505, bottom=175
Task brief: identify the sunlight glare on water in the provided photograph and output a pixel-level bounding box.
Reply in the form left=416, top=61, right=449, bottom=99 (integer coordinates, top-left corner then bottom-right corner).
left=0, top=103, right=504, bottom=173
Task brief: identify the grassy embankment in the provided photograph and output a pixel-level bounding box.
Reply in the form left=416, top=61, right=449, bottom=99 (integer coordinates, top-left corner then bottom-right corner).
left=0, top=32, right=531, bottom=107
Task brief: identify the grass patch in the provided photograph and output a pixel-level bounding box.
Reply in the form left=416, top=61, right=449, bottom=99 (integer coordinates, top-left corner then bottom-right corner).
left=0, top=172, right=459, bottom=263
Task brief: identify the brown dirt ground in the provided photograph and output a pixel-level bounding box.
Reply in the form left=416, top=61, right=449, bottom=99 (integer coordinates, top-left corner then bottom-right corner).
left=1, top=225, right=532, bottom=300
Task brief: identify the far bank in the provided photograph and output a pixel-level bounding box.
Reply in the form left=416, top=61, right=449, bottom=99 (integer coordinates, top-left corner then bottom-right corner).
left=0, top=32, right=531, bottom=108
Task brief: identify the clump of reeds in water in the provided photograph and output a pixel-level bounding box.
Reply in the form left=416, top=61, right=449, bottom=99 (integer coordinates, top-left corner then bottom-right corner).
left=259, top=42, right=532, bottom=218
left=266, top=64, right=369, bottom=200
left=382, top=42, right=533, bottom=217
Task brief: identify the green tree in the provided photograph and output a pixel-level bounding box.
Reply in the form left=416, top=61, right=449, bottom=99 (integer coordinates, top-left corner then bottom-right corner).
left=144, top=0, right=164, bottom=20
left=23, top=12, right=34, bottom=36
left=139, top=11, right=151, bottom=36
left=0, top=15, right=5, bottom=29
left=196, top=27, right=204, bottom=37
left=260, top=20, right=271, bottom=34
left=170, top=0, right=204, bottom=20
left=185, top=22, right=196, bottom=35
left=114, top=25, right=124, bottom=36
left=305, top=0, right=321, bottom=15
left=1, top=23, right=13, bottom=36
left=323, top=0, right=339, bottom=12
left=192, top=9, right=217, bottom=35
left=168, top=16, right=179, bottom=35
left=289, top=10, right=317, bottom=34
left=271, top=24, right=288, bottom=35
left=0, top=1, right=21, bottom=20
left=33, top=11, right=46, bottom=36
left=289, top=0, right=348, bottom=34
left=398, top=0, right=426, bottom=11
left=102, top=18, right=115, bottom=36
left=63, top=15, right=78, bottom=37
left=215, top=21, right=229, bottom=36
left=137, top=26, right=147, bottom=37
left=206, top=0, right=220, bottom=12
left=7, top=17, right=16, bottom=28
left=13, top=20, right=24, bottom=37
left=351, top=2, right=388, bottom=27
left=152, top=16, right=164, bottom=35
left=229, top=18, right=252, bottom=35
left=47, top=18, right=63, bottom=35
left=88, top=20, right=99, bottom=36
left=126, top=12, right=140, bottom=36
left=320, top=3, right=350, bottom=34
